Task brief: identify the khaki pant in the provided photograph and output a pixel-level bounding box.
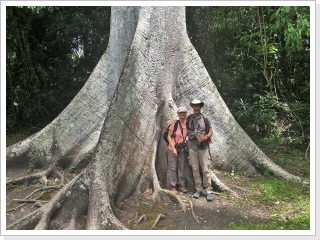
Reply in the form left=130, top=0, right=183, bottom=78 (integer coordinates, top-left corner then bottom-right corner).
left=188, top=148, right=211, bottom=193
left=167, top=149, right=186, bottom=187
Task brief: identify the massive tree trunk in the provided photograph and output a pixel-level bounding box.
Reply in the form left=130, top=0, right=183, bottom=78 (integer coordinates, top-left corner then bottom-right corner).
left=6, top=6, right=303, bottom=230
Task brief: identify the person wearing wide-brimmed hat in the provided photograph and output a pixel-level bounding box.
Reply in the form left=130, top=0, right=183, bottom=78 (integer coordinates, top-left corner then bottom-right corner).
left=166, top=107, right=188, bottom=194
left=187, top=99, right=214, bottom=201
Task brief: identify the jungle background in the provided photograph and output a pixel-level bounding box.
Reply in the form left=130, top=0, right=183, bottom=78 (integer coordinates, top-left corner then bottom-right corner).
left=5, top=6, right=311, bottom=230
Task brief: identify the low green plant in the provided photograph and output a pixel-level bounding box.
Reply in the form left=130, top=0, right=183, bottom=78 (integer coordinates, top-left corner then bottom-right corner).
left=6, top=177, right=17, bottom=190
left=6, top=203, right=20, bottom=211
left=6, top=183, right=15, bottom=190
left=38, top=192, right=52, bottom=201
left=6, top=177, right=17, bottom=181
left=227, top=169, right=237, bottom=179
left=71, top=165, right=78, bottom=173
left=27, top=155, right=37, bottom=173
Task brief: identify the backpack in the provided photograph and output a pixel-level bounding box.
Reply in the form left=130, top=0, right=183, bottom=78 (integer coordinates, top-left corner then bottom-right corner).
left=186, top=114, right=211, bottom=143
left=163, top=120, right=180, bottom=145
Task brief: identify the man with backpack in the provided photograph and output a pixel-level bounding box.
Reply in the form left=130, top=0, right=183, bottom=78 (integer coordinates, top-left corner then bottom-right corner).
left=187, top=99, right=214, bottom=201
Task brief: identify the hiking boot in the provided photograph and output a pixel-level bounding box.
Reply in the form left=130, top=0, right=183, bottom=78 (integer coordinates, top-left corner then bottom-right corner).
left=179, top=186, right=187, bottom=193
left=193, top=191, right=201, bottom=199
left=206, top=193, right=213, bottom=201
left=170, top=186, right=177, bottom=193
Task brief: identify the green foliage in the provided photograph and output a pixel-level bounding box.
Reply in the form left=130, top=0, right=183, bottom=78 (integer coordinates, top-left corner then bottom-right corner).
left=254, top=137, right=310, bottom=178
left=249, top=177, right=309, bottom=203
left=71, top=165, right=78, bottom=173
left=186, top=6, right=310, bottom=145
left=186, top=9, right=310, bottom=230
left=229, top=176, right=310, bottom=230
left=6, top=178, right=18, bottom=191
left=37, top=192, right=53, bottom=201
left=226, top=139, right=310, bottom=230
left=28, top=155, right=37, bottom=173
left=6, top=183, right=15, bottom=191
left=268, top=6, right=310, bottom=50
left=6, top=203, right=20, bottom=211
left=6, top=6, right=111, bottom=133
left=230, top=212, right=310, bottom=230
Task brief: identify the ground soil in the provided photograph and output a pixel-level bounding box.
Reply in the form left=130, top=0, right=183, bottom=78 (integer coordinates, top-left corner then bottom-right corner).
left=6, top=164, right=272, bottom=230
left=115, top=173, right=272, bottom=230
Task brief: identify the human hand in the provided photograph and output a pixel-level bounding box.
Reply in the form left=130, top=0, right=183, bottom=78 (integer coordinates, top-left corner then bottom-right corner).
left=171, top=119, right=177, bottom=124
left=172, top=148, right=178, bottom=156
left=197, top=136, right=208, bottom=142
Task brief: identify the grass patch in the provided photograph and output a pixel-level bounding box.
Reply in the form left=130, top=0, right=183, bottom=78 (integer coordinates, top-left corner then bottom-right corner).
left=249, top=176, right=309, bottom=203
left=253, top=137, right=310, bottom=179
left=230, top=177, right=310, bottom=230
left=229, top=171, right=310, bottom=230
left=6, top=202, right=20, bottom=211
left=37, top=192, right=53, bottom=201
left=252, top=176, right=308, bottom=229
left=230, top=212, right=310, bottom=230
left=229, top=136, right=310, bottom=230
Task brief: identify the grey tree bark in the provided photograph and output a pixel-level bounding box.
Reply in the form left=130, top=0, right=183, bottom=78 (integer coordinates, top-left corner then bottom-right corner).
left=6, top=6, right=303, bottom=230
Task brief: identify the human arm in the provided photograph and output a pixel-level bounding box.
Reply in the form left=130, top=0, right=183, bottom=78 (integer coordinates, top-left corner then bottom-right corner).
left=167, top=129, right=178, bottom=156
left=197, top=128, right=213, bottom=142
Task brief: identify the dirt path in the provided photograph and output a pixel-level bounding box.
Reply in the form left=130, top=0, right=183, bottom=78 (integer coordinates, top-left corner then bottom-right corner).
left=115, top=174, right=271, bottom=230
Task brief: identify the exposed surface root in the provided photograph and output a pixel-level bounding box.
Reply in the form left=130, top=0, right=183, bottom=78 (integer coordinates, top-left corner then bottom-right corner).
left=54, top=171, right=65, bottom=185
left=155, top=189, right=187, bottom=212
left=12, top=199, right=47, bottom=204
left=212, top=191, right=221, bottom=196
left=40, top=176, right=48, bottom=186
left=7, top=171, right=87, bottom=230
left=6, top=185, right=61, bottom=214
left=6, top=202, right=27, bottom=213
left=6, top=167, right=54, bottom=186
left=210, top=170, right=239, bottom=198
left=7, top=208, right=44, bottom=230
left=35, top=172, right=87, bottom=230
left=151, top=213, right=165, bottom=228
left=185, top=197, right=200, bottom=223
left=150, top=166, right=187, bottom=212
left=135, top=214, right=147, bottom=226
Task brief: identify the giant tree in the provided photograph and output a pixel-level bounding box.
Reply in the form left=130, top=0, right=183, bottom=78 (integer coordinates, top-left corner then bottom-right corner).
left=6, top=6, right=304, bottom=230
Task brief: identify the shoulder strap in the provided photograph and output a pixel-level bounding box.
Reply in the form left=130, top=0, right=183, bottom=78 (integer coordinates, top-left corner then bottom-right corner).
left=172, top=120, right=180, bottom=141
left=173, top=120, right=180, bottom=132
left=186, top=114, right=193, bottom=122
left=186, top=114, right=194, bottom=131
left=203, top=115, right=209, bottom=134
left=179, top=120, right=186, bottom=142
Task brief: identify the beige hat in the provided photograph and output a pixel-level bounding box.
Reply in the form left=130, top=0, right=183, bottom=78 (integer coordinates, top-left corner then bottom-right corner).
left=177, top=107, right=188, bottom=113
left=190, top=99, right=204, bottom=108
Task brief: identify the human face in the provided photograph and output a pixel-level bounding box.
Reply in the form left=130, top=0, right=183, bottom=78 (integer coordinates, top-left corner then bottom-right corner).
left=178, top=112, right=187, bottom=120
left=191, top=104, right=201, bottom=115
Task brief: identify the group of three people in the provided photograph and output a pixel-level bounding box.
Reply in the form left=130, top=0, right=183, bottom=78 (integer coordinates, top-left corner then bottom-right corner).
left=166, top=99, right=214, bottom=202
